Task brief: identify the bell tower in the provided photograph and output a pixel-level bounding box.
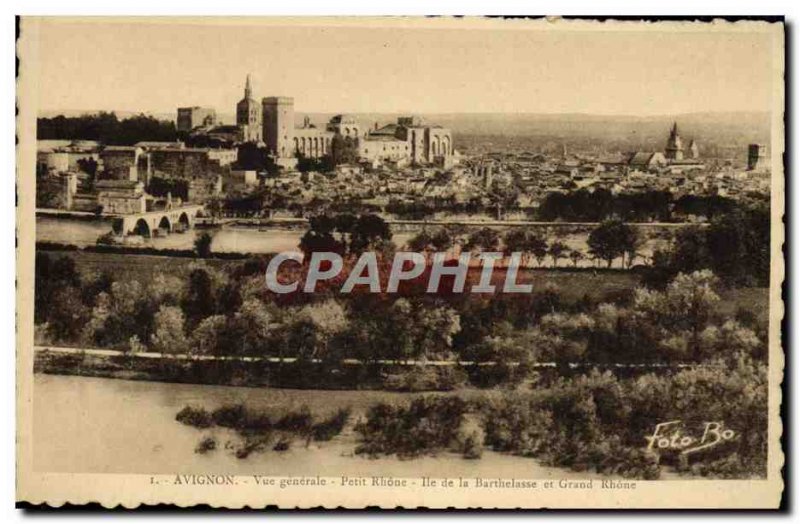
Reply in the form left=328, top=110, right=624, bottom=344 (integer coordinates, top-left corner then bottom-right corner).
left=236, top=74, right=262, bottom=143
left=665, top=122, right=684, bottom=161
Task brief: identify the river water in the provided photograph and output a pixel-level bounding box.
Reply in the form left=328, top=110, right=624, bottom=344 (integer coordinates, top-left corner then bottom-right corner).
left=36, top=216, right=667, bottom=266
left=33, top=374, right=610, bottom=479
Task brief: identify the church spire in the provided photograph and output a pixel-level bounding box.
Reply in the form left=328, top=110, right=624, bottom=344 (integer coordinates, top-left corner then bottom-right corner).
left=245, top=74, right=252, bottom=99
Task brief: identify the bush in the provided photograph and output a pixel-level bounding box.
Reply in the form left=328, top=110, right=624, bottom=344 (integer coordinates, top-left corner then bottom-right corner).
left=383, top=365, right=468, bottom=392
left=311, top=408, right=351, bottom=441
left=275, top=405, right=313, bottom=434
left=273, top=437, right=291, bottom=452
left=195, top=436, right=217, bottom=454
left=454, top=417, right=485, bottom=459
left=176, top=406, right=213, bottom=429
left=355, top=396, right=469, bottom=458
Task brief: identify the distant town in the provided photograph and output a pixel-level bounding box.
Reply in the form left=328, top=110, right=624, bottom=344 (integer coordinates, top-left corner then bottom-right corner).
left=36, top=74, right=771, bottom=246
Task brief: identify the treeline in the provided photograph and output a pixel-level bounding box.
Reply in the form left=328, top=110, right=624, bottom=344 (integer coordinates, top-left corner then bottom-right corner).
left=356, top=360, right=767, bottom=479
left=37, top=112, right=178, bottom=145
left=537, top=189, right=739, bottom=222
left=648, top=205, right=770, bottom=287
left=35, top=250, right=766, bottom=381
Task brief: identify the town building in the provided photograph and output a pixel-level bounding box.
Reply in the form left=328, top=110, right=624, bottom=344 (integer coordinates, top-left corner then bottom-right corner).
left=177, top=107, right=216, bottom=132
left=748, top=143, right=768, bottom=172
left=37, top=140, right=100, bottom=174
left=236, top=75, right=262, bottom=143
left=262, top=96, right=297, bottom=166
left=665, top=122, right=684, bottom=161
left=294, top=115, right=334, bottom=159
left=96, top=180, right=147, bottom=214
left=99, top=146, right=151, bottom=182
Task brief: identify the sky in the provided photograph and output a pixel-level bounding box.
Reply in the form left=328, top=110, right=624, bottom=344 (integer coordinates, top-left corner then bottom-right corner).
left=31, top=18, right=780, bottom=117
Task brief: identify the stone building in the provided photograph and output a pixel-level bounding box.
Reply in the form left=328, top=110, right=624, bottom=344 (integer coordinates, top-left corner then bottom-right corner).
left=177, top=106, right=216, bottom=132
left=262, top=96, right=295, bottom=164
left=99, top=146, right=151, bottom=182
left=363, top=116, right=454, bottom=167
left=187, top=176, right=223, bottom=203
left=665, top=122, right=684, bottom=161
left=748, top=144, right=768, bottom=172
left=326, top=114, right=362, bottom=141
left=149, top=148, right=231, bottom=184
left=294, top=116, right=334, bottom=159
left=688, top=139, right=700, bottom=159
left=37, top=140, right=100, bottom=174
left=627, top=151, right=668, bottom=171
left=236, top=75, right=262, bottom=143
left=96, top=180, right=147, bottom=214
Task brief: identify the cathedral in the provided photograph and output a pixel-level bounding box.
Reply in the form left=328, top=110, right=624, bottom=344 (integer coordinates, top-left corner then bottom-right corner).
left=665, top=122, right=700, bottom=161
left=236, top=75, right=262, bottom=143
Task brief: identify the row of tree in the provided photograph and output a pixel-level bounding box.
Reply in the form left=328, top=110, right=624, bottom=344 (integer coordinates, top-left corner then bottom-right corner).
left=35, top=251, right=764, bottom=372
left=537, top=188, right=740, bottom=223
left=406, top=220, right=640, bottom=269
left=37, top=112, right=179, bottom=146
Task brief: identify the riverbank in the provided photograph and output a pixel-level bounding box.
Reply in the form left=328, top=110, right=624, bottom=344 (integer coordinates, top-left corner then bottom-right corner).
left=32, top=373, right=621, bottom=478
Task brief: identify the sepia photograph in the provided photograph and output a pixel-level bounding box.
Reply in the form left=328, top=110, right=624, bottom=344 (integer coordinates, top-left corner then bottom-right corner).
left=15, top=15, right=785, bottom=509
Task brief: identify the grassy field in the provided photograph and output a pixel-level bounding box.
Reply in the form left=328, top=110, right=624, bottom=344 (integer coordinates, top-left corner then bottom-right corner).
left=38, top=249, right=241, bottom=281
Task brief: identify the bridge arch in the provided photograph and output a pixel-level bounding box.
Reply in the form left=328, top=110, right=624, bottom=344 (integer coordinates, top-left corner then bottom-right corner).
left=158, top=216, right=172, bottom=233
left=133, top=218, right=151, bottom=238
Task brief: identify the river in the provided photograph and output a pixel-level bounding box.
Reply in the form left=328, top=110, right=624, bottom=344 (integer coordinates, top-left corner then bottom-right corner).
left=36, top=216, right=668, bottom=266
left=33, top=374, right=611, bottom=479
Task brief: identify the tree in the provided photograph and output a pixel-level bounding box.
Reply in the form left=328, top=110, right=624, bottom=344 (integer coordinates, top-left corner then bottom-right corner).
left=465, top=228, right=500, bottom=254
left=350, top=214, right=392, bottom=254
left=297, top=300, right=349, bottom=360
left=569, top=249, right=585, bottom=267
left=190, top=314, right=229, bottom=356
left=330, top=134, right=359, bottom=166
left=236, top=143, right=278, bottom=173
left=194, top=233, right=213, bottom=258
left=632, top=270, right=722, bottom=361
left=150, top=305, right=188, bottom=354
left=77, top=157, right=98, bottom=188
left=587, top=220, right=636, bottom=268
left=529, top=235, right=548, bottom=267
left=233, top=298, right=275, bottom=356
left=408, top=230, right=434, bottom=253
left=547, top=240, right=568, bottom=268
left=183, top=268, right=215, bottom=326
left=47, top=286, right=90, bottom=342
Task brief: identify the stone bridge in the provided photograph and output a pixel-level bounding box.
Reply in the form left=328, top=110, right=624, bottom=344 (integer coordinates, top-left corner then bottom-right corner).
left=111, top=205, right=204, bottom=238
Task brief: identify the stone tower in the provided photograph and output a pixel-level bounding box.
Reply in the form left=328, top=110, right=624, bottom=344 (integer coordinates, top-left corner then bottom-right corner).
left=748, top=144, right=767, bottom=171
left=236, top=74, right=262, bottom=143
left=665, top=122, right=684, bottom=161
left=688, top=139, right=699, bottom=159
left=262, top=96, right=295, bottom=159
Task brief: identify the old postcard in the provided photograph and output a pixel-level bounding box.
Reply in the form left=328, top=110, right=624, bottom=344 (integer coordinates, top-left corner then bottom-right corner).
left=16, top=16, right=784, bottom=509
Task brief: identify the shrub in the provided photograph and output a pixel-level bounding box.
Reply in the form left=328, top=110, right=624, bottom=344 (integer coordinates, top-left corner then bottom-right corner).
left=454, top=417, right=485, bottom=459
left=273, top=437, right=291, bottom=452
left=355, top=396, right=469, bottom=458
left=176, top=406, right=213, bottom=429
left=275, top=405, right=313, bottom=434
left=383, top=365, right=468, bottom=392
left=195, top=436, right=217, bottom=454
left=311, top=408, right=351, bottom=441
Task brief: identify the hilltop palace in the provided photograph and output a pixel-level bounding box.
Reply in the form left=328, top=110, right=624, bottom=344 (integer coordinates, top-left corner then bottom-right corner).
left=179, top=75, right=455, bottom=170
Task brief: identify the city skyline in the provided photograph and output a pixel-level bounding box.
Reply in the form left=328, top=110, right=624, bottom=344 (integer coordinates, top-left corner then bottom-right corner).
left=33, top=18, right=778, bottom=117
